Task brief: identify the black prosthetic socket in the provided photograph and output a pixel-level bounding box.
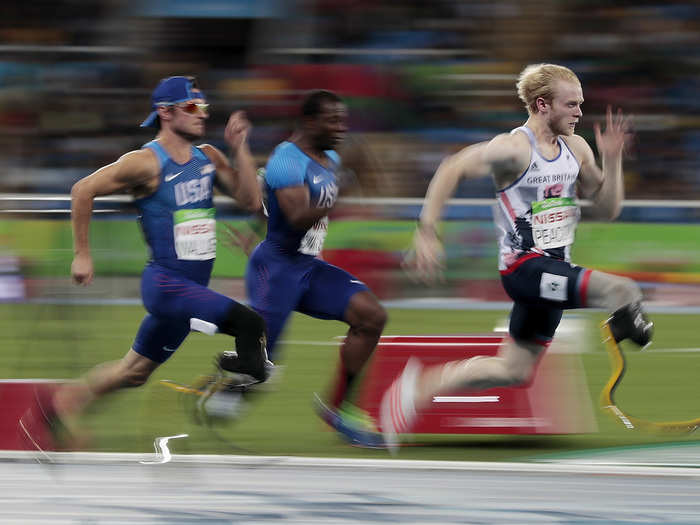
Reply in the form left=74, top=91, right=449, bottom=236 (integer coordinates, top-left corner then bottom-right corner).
left=217, top=303, right=269, bottom=382
left=608, top=302, right=653, bottom=347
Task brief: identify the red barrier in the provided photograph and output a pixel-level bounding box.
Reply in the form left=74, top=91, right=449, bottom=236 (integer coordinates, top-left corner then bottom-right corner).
left=0, top=380, right=58, bottom=450
left=358, top=335, right=596, bottom=435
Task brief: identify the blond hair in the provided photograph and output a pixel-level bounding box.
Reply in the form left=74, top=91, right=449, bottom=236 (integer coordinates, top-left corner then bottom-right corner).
left=516, top=64, right=580, bottom=115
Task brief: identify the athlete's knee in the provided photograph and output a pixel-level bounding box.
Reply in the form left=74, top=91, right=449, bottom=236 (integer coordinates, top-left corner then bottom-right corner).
left=111, top=351, right=160, bottom=388
left=504, top=363, right=534, bottom=386
left=365, top=302, right=388, bottom=334
left=485, top=358, right=531, bottom=387
left=468, top=360, right=530, bottom=390
left=500, top=338, right=542, bottom=386
left=607, top=276, right=642, bottom=310
left=349, top=295, right=387, bottom=335
left=120, top=365, right=153, bottom=388
left=607, top=301, right=653, bottom=348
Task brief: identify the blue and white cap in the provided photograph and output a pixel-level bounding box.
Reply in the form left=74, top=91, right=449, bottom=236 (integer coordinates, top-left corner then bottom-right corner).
left=140, top=76, right=206, bottom=128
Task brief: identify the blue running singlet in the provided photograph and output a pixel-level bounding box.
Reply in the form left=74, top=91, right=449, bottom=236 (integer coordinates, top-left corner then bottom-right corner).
left=246, top=141, right=368, bottom=359
left=131, top=140, right=240, bottom=363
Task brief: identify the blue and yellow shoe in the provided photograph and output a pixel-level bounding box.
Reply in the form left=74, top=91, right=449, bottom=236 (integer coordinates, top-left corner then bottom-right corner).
left=313, top=393, right=385, bottom=449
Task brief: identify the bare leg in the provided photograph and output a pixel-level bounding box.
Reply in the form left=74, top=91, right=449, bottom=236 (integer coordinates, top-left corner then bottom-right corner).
left=52, top=349, right=160, bottom=431
left=328, top=291, right=387, bottom=407
left=411, top=271, right=644, bottom=412
left=414, top=338, right=544, bottom=410
left=380, top=337, right=545, bottom=448
left=585, top=270, right=642, bottom=310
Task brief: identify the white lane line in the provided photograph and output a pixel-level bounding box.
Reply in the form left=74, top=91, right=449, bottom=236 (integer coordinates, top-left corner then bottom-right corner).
left=1, top=452, right=699, bottom=476
left=645, top=348, right=700, bottom=353
left=433, top=396, right=500, bottom=403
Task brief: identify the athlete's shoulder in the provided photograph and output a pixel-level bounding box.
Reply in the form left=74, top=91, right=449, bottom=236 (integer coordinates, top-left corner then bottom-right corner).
left=197, top=143, right=218, bottom=154
left=194, top=145, right=232, bottom=177
left=120, top=147, right=160, bottom=171
left=561, top=133, right=588, bottom=149
left=482, top=131, right=530, bottom=187
left=139, top=140, right=171, bottom=172
left=267, top=141, right=308, bottom=166
left=484, top=131, right=529, bottom=162
left=197, top=143, right=225, bottom=162
left=100, top=148, right=160, bottom=196
left=265, top=141, right=309, bottom=188
left=561, top=133, right=593, bottom=160
left=324, top=149, right=341, bottom=165
left=500, top=129, right=530, bottom=147
left=128, top=146, right=159, bottom=159
left=270, top=141, right=305, bottom=160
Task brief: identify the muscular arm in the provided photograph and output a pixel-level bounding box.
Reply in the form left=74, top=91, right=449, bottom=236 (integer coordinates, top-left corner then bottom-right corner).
left=418, top=141, right=489, bottom=230
left=204, top=144, right=261, bottom=212
left=571, top=106, right=629, bottom=220
left=569, top=136, right=620, bottom=220
left=419, top=133, right=528, bottom=230
left=204, top=111, right=262, bottom=212
left=412, top=133, right=527, bottom=282
left=71, top=149, right=159, bottom=284
left=275, top=185, right=330, bottom=230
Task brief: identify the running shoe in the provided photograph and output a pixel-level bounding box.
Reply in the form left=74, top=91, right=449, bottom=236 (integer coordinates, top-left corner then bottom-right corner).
left=313, top=393, right=385, bottom=449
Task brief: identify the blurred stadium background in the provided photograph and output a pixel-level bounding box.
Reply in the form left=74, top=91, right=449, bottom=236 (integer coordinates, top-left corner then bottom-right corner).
left=2, top=0, right=699, bottom=300
left=2, top=1, right=700, bottom=199
left=0, top=0, right=699, bottom=456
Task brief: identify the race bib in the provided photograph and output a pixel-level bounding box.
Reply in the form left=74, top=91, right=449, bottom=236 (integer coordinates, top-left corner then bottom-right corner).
left=299, top=216, right=328, bottom=256
left=531, top=197, right=578, bottom=250
left=173, top=208, right=216, bottom=260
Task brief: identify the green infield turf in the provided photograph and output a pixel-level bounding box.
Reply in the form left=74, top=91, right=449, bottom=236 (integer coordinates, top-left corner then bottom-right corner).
left=3, top=219, right=700, bottom=278
left=1, top=304, right=698, bottom=460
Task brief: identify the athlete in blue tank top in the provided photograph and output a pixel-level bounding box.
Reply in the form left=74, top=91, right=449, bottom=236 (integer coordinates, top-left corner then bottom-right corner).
left=240, top=90, right=388, bottom=447
left=37, top=76, right=269, bottom=444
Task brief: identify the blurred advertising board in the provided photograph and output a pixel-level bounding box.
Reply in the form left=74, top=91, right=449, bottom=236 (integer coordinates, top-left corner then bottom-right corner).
left=359, top=319, right=596, bottom=435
